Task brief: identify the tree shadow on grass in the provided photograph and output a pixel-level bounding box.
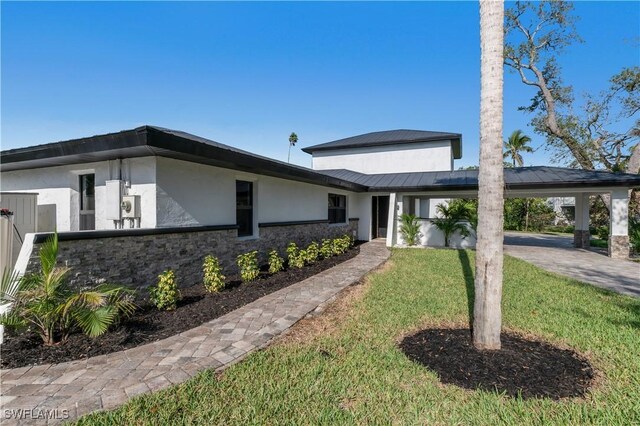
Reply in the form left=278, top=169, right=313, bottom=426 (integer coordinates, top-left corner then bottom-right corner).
left=612, top=298, right=640, bottom=329
left=457, top=249, right=475, bottom=333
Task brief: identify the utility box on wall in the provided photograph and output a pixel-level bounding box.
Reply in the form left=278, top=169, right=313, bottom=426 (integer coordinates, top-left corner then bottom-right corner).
left=105, top=180, right=124, bottom=221
left=121, top=195, right=141, bottom=218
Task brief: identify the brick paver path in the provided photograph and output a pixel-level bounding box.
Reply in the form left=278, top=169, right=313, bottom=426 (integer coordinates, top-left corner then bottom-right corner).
left=0, top=240, right=389, bottom=425
left=504, top=232, right=640, bottom=298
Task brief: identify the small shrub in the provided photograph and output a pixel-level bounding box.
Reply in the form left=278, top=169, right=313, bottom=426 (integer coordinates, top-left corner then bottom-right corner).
left=400, top=213, right=422, bottom=246
left=149, top=270, right=181, bottom=311
left=332, top=235, right=351, bottom=255
left=203, top=255, right=225, bottom=293
left=630, top=216, right=640, bottom=254
left=298, top=249, right=308, bottom=265
left=330, top=238, right=341, bottom=256
left=237, top=251, right=260, bottom=282
left=305, top=242, right=320, bottom=264
left=320, top=239, right=333, bottom=258
left=287, top=243, right=305, bottom=269
left=346, top=234, right=355, bottom=248
left=268, top=249, right=284, bottom=274
left=596, top=225, right=610, bottom=241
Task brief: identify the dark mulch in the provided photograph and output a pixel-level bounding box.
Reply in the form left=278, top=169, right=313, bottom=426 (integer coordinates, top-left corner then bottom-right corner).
left=1, top=246, right=359, bottom=370
left=399, top=328, right=594, bottom=400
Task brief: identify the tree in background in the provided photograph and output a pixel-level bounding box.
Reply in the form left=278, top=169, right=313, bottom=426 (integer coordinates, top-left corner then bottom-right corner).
left=504, top=198, right=555, bottom=232
left=474, top=0, right=505, bottom=350
left=449, top=197, right=554, bottom=233
left=288, top=132, right=298, bottom=163
left=503, top=129, right=537, bottom=228
left=503, top=130, right=534, bottom=167
left=504, top=1, right=639, bottom=174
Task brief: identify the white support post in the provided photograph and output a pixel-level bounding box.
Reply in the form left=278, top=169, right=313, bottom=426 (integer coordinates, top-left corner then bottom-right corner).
left=573, top=193, right=590, bottom=248
left=386, top=193, right=399, bottom=247
left=609, top=189, right=630, bottom=259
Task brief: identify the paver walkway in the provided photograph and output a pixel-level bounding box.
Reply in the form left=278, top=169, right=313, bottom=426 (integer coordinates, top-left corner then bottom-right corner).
left=0, top=240, right=389, bottom=425
left=504, top=232, right=640, bottom=298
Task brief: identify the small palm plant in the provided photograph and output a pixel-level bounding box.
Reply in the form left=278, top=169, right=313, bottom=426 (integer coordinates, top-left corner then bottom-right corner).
left=399, top=214, right=421, bottom=246
left=432, top=203, right=471, bottom=248
left=0, top=233, right=136, bottom=345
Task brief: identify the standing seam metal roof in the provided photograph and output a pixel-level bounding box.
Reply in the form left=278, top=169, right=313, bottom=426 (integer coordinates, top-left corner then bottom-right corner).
left=317, top=167, right=640, bottom=191
left=302, top=129, right=463, bottom=159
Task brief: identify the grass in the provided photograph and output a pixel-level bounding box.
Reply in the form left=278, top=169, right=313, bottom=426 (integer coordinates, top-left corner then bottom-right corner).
left=77, top=249, right=640, bottom=425
left=590, top=238, right=608, bottom=249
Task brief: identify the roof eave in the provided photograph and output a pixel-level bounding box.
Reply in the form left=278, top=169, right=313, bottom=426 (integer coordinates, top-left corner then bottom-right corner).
left=369, top=179, right=640, bottom=193
left=303, top=135, right=463, bottom=158
left=0, top=126, right=368, bottom=193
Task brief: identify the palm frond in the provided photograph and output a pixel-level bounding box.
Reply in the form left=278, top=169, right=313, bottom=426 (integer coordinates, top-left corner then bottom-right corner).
left=0, top=269, right=24, bottom=304
left=0, top=311, right=27, bottom=327
left=42, top=267, right=70, bottom=296
left=73, top=306, right=117, bottom=338
left=39, top=233, right=59, bottom=276
left=67, top=291, right=108, bottom=309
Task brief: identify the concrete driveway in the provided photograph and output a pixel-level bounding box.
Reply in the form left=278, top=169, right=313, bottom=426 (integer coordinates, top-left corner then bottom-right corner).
left=504, top=232, right=640, bottom=298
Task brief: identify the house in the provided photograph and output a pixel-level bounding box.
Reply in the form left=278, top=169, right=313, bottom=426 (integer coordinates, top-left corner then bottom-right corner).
left=1, top=125, right=639, bottom=288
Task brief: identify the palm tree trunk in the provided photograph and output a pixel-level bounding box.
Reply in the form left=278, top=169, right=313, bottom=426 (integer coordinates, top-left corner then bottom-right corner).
left=474, top=0, right=504, bottom=350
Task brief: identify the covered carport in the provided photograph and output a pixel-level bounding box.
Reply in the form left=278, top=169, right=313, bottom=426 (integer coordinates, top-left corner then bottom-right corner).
left=323, top=166, right=640, bottom=259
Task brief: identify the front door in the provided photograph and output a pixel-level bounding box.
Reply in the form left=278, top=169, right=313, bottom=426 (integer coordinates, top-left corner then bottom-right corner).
left=371, top=196, right=390, bottom=239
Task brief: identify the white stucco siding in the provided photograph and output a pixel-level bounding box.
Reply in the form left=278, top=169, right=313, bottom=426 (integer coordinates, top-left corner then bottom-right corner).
left=155, top=157, right=362, bottom=230
left=417, top=220, right=476, bottom=248
left=156, top=157, right=236, bottom=227
left=348, top=193, right=370, bottom=240
left=258, top=177, right=336, bottom=224
left=1, top=164, right=95, bottom=231
left=311, top=141, right=454, bottom=174
left=0, top=157, right=157, bottom=231
left=121, top=157, right=157, bottom=229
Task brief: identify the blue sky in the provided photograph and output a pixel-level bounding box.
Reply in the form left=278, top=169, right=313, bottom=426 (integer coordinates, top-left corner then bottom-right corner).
left=2, top=1, right=638, bottom=169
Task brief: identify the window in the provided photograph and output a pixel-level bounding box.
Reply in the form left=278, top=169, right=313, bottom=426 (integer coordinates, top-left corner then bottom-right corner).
left=236, top=180, right=254, bottom=237
left=79, top=174, right=95, bottom=230
left=328, top=193, right=346, bottom=224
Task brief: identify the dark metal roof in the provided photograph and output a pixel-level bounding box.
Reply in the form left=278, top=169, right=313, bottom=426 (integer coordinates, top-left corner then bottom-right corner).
left=302, top=129, right=463, bottom=159
left=3, top=126, right=638, bottom=193
left=318, top=167, right=640, bottom=192
left=0, top=126, right=368, bottom=192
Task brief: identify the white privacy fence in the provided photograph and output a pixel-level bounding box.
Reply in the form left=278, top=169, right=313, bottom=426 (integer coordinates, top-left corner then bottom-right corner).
left=0, top=192, right=38, bottom=267
left=0, top=192, right=38, bottom=344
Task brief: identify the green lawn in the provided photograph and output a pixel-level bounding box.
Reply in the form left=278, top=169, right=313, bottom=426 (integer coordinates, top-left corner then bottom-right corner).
left=77, top=249, right=640, bottom=425
left=590, top=238, right=608, bottom=249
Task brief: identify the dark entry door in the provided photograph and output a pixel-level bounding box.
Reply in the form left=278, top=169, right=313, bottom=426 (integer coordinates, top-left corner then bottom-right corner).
left=371, top=196, right=390, bottom=239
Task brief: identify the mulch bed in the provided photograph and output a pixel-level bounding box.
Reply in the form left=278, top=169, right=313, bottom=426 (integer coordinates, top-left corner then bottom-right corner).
left=399, top=328, right=594, bottom=400
left=1, top=246, right=359, bottom=370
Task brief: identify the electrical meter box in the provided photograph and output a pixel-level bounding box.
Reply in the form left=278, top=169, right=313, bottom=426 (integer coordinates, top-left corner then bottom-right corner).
left=121, top=195, right=141, bottom=219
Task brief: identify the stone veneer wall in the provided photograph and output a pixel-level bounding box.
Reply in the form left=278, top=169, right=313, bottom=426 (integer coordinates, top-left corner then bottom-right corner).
left=25, top=219, right=359, bottom=290
left=608, top=235, right=630, bottom=259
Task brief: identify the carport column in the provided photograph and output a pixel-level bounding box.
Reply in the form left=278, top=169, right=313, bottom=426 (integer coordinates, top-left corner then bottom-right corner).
left=609, top=189, right=630, bottom=259
left=573, top=193, right=590, bottom=248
